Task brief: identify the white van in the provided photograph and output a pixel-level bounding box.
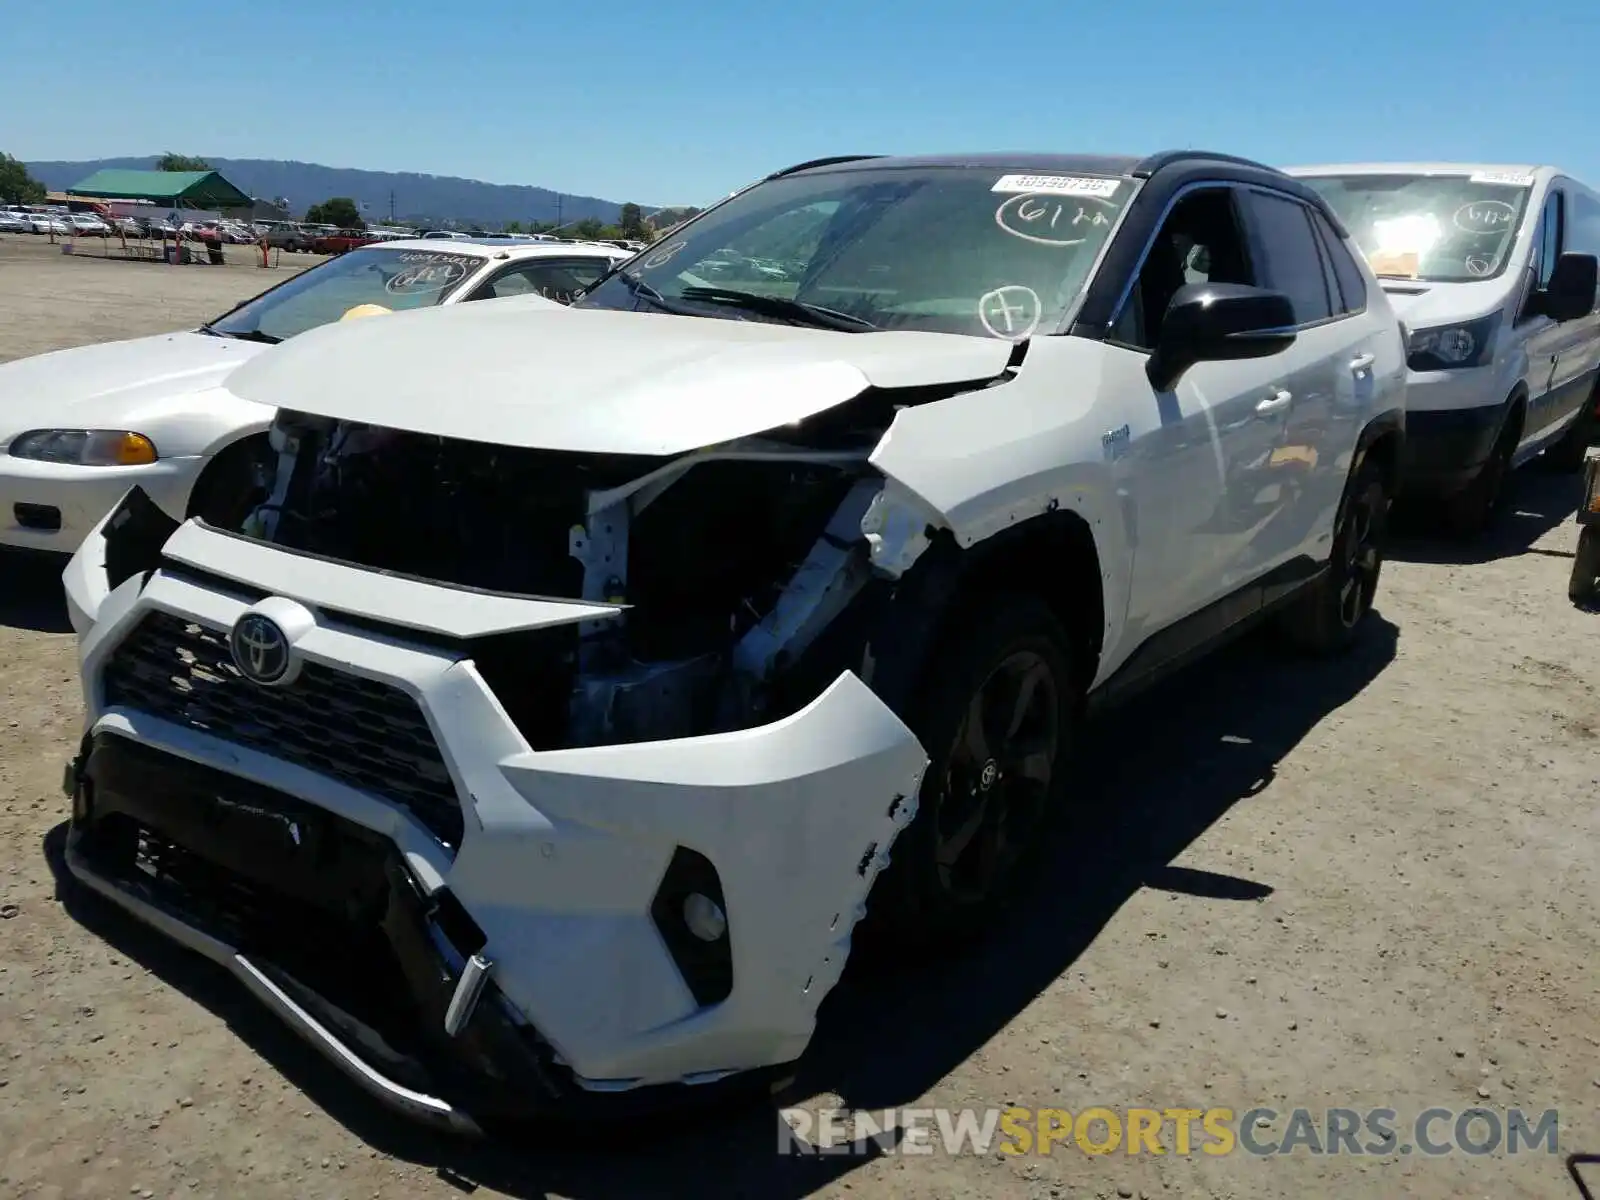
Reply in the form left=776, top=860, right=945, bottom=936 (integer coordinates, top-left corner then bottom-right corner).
left=1284, top=163, right=1600, bottom=532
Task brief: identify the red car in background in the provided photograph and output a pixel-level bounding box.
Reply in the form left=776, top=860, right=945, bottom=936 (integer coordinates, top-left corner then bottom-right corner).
left=310, top=228, right=375, bottom=255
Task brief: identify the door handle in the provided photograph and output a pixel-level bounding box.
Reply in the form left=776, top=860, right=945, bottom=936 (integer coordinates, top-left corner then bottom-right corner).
left=1349, top=353, right=1375, bottom=372
left=1256, top=389, right=1293, bottom=416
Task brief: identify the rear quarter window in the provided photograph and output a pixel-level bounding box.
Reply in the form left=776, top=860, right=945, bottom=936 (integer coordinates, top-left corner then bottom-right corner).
left=1311, top=209, right=1368, bottom=313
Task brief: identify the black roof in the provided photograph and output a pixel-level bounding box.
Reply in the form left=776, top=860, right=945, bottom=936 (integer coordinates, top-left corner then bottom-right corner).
left=773, top=149, right=1280, bottom=181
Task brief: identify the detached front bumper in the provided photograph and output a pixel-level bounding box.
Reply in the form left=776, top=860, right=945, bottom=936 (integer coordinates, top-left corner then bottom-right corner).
left=62, top=504, right=929, bottom=1127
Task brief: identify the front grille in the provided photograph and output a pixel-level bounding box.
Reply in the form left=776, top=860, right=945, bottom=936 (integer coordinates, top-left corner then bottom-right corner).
left=101, top=611, right=463, bottom=847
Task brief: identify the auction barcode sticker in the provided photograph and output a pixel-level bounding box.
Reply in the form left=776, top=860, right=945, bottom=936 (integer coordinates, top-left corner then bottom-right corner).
left=992, top=174, right=1122, bottom=198
left=1469, top=170, right=1536, bottom=187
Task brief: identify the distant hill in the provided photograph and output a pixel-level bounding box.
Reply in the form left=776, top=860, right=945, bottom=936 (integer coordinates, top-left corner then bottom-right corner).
left=25, top=156, right=650, bottom=228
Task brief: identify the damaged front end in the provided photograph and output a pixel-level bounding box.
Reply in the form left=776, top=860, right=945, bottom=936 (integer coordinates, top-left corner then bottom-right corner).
left=57, top=378, right=995, bottom=1128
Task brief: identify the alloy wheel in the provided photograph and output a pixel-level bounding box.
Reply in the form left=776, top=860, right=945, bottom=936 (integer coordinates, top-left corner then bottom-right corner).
left=1337, top=482, right=1385, bottom=629
left=935, top=650, right=1061, bottom=905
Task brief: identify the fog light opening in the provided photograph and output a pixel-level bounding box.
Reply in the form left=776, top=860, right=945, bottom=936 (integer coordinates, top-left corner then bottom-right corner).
left=683, top=892, right=727, bottom=942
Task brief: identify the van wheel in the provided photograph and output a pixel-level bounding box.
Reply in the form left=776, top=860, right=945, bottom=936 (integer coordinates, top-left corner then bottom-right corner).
left=865, top=594, right=1078, bottom=950
left=1278, top=456, right=1388, bottom=656
left=1543, top=392, right=1596, bottom=473
left=1444, top=412, right=1518, bottom=537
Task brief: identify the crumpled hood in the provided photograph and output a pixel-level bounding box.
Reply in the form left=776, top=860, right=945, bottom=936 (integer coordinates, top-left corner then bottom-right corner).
left=0, top=331, right=268, bottom=444
left=222, top=303, right=1016, bottom=455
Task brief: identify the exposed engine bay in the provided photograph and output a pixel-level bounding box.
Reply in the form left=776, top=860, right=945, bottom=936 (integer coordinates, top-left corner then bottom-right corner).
left=206, top=389, right=965, bottom=751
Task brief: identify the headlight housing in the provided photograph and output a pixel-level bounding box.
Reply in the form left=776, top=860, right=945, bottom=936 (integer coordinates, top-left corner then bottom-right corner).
left=1406, top=313, right=1500, bottom=372
left=6, top=430, right=158, bottom=466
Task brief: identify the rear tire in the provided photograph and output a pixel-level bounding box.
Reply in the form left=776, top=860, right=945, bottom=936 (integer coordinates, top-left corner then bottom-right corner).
left=864, top=593, right=1079, bottom=952
left=1278, top=455, right=1388, bottom=656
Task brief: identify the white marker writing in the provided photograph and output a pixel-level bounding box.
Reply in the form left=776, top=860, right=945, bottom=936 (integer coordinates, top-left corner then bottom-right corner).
left=977, top=285, right=1042, bottom=340
left=996, top=193, right=1117, bottom=246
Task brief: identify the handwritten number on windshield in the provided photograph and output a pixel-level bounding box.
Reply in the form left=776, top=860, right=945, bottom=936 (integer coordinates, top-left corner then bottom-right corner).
left=995, top=193, right=1118, bottom=246
left=1453, top=201, right=1517, bottom=236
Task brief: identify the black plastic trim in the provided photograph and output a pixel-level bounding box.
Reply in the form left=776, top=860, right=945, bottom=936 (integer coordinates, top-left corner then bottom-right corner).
left=768, top=154, right=886, bottom=178
left=103, top=486, right=181, bottom=591
left=1131, top=149, right=1278, bottom=178
left=1087, top=555, right=1325, bottom=713
left=648, top=847, right=733, bottom=1007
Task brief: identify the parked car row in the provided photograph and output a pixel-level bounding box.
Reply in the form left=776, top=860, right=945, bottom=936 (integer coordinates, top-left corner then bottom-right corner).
left=1, top=207, right=71, bottom=235
left=9, top=150, right=1598, bottom=1136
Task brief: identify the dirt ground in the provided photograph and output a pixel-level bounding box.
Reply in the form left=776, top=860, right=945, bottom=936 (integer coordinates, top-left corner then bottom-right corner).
left=0, top=229, right=1597, bottom=1200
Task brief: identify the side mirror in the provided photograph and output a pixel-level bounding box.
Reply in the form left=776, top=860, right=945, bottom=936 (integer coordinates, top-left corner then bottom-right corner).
left=1146, top=283, right=1298, bottom=392
left=1539, top=252, right=1598, bottom=323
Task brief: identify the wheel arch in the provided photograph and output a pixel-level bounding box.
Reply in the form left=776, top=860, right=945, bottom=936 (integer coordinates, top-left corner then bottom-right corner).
left=1504, top=384, right=1530, bottom=437
left=183, top=428, right=273, bottom=521
left=862, top=506, right=1108, bottom=723
left=1352, top=407, right=1406, bottom=498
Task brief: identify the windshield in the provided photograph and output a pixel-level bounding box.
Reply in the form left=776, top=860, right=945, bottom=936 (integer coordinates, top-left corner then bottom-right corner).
left=574, top=165, right=1134, bottom=337
left=1299, top=173, right=1535, bottom=283
left=207, top=247, right=483, bottom=341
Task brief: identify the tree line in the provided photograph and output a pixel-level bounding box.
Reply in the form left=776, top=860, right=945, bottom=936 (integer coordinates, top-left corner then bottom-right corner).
left=5, top=150, right=700, bottom=241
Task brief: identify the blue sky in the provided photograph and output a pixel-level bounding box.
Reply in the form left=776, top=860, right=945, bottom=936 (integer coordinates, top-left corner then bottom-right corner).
left=3, top=0, right=1596, bottom=206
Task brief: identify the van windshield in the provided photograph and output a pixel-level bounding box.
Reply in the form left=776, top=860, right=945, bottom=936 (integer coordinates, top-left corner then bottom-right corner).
left=1299, top=173, right=1534, bottom=283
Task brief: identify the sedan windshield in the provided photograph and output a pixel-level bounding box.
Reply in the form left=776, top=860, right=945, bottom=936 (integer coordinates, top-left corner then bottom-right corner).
left=575, top=165, right=1134, bottom=337
left=1299, top=173, right=1535, bottom=283
left=206, top=247, right=484, bottom=342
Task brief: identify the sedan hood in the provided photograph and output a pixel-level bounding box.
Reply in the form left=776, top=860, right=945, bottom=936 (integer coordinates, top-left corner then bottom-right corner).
left=222, top=303, right=1015, bottom=455
left=0, top=331, right=268, bottom=443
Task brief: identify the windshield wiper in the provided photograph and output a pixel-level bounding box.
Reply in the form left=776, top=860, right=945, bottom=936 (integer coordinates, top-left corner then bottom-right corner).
left=616, top=270, right=698, bottom=316
left=678, top=286, right=876, bottom=332
left=199, top=324, right=282, bottom=345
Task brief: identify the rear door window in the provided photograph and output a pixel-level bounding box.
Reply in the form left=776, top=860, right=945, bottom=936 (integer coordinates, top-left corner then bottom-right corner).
left=1242, top=189, right=1334, bottom=325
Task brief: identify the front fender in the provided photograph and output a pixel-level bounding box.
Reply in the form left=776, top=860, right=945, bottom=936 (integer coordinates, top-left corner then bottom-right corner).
left=865, top=336, right=1135, bottom=685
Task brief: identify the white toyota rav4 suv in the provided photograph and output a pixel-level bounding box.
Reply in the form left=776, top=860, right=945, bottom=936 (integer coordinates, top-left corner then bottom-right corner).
left=59, top=151, right=1407, bottom=1130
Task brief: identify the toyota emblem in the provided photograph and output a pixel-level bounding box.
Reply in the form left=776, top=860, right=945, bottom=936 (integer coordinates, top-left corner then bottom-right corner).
left=229, top=613, right=291, bottom=686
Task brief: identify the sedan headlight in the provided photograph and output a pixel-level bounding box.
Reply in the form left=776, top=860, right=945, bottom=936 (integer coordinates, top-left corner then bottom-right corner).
left=1407, top=313, right=1499, bottom=372
left=6, top=430, right=158, bottom=466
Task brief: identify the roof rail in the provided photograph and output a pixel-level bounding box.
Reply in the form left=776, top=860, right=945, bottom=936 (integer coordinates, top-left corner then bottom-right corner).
left=767, top=155, right=886, bottom=179
left=1132, top=149, right=1280, bottom=178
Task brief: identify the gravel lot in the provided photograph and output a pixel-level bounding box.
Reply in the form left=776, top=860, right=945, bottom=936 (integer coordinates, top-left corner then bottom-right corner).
left=1, top=230, right=1597, bottom=1200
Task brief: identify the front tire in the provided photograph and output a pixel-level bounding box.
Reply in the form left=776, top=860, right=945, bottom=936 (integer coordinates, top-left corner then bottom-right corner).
left=1278, top=455, right=1389, bottom=656
left=866, top=593, right=1078, bottom=950
left=1443, top=410, right=1519, bottom=537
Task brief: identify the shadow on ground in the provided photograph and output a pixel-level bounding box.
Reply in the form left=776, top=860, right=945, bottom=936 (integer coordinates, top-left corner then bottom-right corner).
left=1388, top=464, right=1582, bottom=566
left=0, top=550, right=72, bottom=634
left=44, top=615, right=1399, bottom=1199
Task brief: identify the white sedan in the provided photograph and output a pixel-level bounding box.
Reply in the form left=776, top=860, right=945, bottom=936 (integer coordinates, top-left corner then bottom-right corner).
left=0, top=239, right=630, bottom=554
left=27, top=213, right=70, bottom=235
